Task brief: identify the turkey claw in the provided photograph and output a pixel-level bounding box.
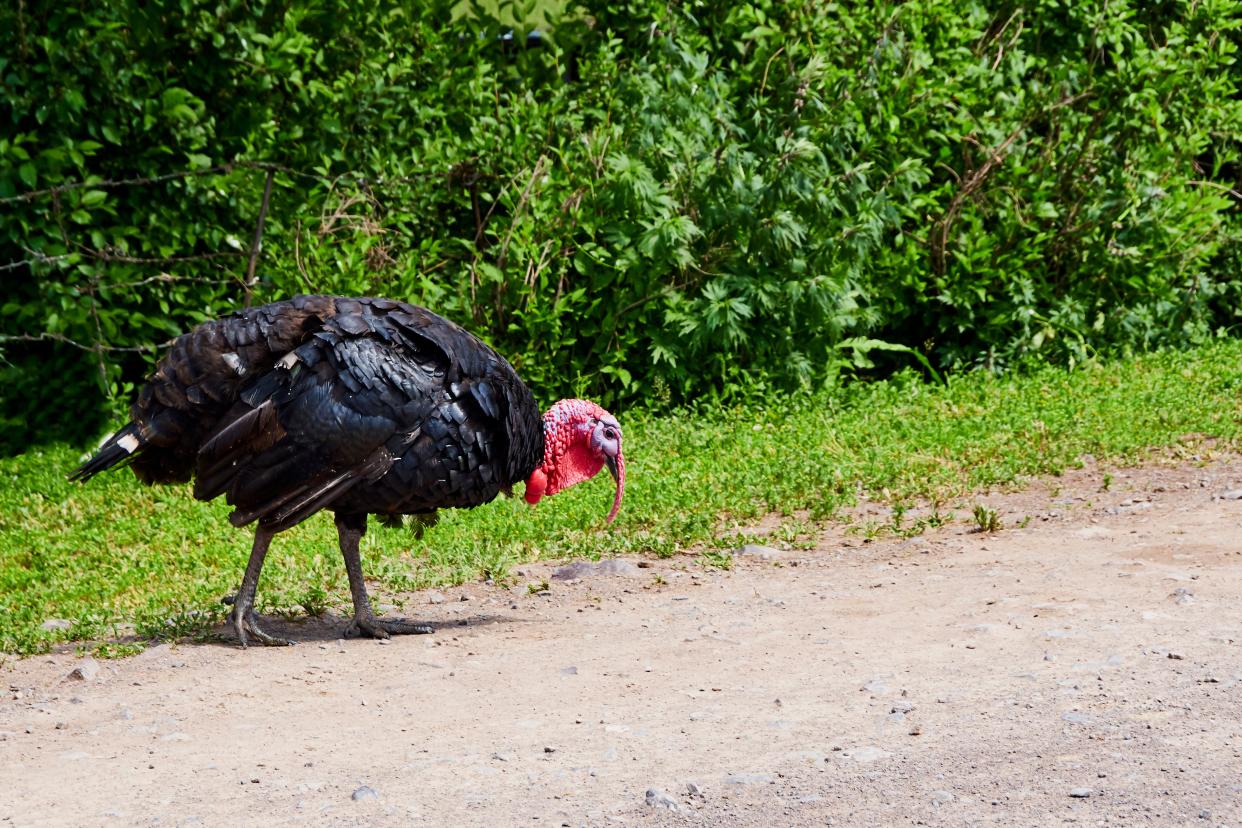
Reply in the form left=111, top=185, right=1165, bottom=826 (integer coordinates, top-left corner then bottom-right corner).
left=344, top=615, right=435, bottom=639
left=230, top=607, right=294, bottom=648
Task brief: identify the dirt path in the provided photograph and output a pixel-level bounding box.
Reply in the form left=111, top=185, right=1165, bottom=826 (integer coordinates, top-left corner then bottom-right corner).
left=3, top=458, right=1242, bottom=827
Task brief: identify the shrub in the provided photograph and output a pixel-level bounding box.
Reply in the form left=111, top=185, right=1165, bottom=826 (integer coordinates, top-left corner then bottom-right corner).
left=1, top=0, right=1239, bottom=450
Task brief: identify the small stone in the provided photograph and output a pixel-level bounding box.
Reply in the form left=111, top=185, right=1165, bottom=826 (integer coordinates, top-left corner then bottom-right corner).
left=427, top=591, right=447, bottom=605
left=551, top=559, right=641, bottom=580
left=68, top=659, right=100, bottom=681
left=40, top=619, right=73, bottom=632
left=847, top=746, right=891, bottom=764
left=351, top=786, right=379, bottom=801
left=1068, top=787, right=1093, bottom=798
left=377, top=639, right=391, bottom=646
left=724, top=772, right=775, bottom=785
left=1219, top=489, right=1242, bottom=500
left=491, top=752, right=513, bottom=762
left=891, top=700, right=915, bottom=713
left=931, top=790, right=954, bottom=804
left=560, top=666, right=578, bottom=676
left=1170, top=587, right=1195, bottom=605
left=861, top=679, right=892, bottom=696
left=543, top=746, right=556, bottom=754
left=644, top=788, right=681, bottom=812
left=1062, top=711, right=1094, bottom=725
left=686, top=782, right=703, bottom=798
left=732, top=544, right=781, bottom=560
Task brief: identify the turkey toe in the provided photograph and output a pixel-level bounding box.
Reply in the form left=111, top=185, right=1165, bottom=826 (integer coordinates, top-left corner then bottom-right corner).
left=344, top=615, right=435, bottom=639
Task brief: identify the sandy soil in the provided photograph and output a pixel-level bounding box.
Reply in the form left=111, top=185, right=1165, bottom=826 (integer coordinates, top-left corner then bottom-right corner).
left=3, top=457, right=1242, bottom=827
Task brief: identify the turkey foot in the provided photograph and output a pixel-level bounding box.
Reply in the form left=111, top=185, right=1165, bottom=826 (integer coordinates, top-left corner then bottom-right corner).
left=344, top=613, right=435, bottom=639
left=230, top=604, right=295, bottom=648
left=336, top=513, right=434, bottom=640
left=225, top=525, right=292, bottom=647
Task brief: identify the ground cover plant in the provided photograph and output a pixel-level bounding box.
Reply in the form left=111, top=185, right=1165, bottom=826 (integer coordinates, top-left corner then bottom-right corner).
left=3, top=340, right=1241, bottom=656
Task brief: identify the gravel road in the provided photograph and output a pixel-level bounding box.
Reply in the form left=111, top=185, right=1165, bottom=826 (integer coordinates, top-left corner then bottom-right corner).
left=2, top=458, right=1241, bottom=826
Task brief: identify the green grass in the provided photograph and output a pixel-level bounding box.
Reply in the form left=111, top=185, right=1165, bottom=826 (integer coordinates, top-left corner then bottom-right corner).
left=5, top=341, right=1242, bottom=656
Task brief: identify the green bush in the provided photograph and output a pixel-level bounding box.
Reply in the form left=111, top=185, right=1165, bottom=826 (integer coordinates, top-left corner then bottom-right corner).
left=1, top=0, right=1239, bottom=450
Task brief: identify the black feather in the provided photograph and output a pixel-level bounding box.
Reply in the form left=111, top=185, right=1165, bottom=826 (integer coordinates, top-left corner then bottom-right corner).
left=72, top=295, right=545, bottom=531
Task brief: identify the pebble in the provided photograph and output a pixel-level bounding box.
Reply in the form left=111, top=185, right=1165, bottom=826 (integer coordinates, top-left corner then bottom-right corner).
left=68, top=658, right=100, bottom=682
left=847, top=746, right=891, bottom=764
left=644, top=788, right=681, bottom=812
left=1170, top=587, right=1195, bottom=605
left=891, top=700, right=915, bottom=713
left=351, top=786, right=379, bottom=801
left=1062, top=711, right=1094, bottom=725
left=561, top=666, right=578, bottom=676
left=861, top=679, right=892, bottom=696
left=732, top=544, right=782, bottom=560
left=931, top=790, right=954, bottom=804
left=40, top=619, right=73, bottom=632
left=1219, top=489, right=1242, bottom=500
left=551, top=559, right=641, bottom=580
left=1068, top=787, right=1093, bottom=798
left=724, top=772, right=775, bottom=785
left=686, top=782, right=703, bottom=798
left=427, top=591, right=447, bottom=605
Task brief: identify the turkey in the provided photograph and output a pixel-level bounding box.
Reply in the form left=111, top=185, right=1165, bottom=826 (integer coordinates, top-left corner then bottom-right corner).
left=70, top=295, right=625, bottom=647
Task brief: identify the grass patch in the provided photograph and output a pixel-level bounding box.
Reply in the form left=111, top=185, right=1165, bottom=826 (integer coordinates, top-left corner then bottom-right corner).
left=4, top=341, right=1242, bottom=656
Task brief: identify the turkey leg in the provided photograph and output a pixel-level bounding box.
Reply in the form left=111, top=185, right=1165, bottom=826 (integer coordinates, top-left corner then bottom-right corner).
left=336, top=513, right=434, bottom=638
left=229, top=525, right=295, bottom=647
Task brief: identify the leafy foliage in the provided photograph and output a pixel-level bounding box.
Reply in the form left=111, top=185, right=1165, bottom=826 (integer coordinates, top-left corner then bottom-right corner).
left=1, top=0, right=1240, bottom=449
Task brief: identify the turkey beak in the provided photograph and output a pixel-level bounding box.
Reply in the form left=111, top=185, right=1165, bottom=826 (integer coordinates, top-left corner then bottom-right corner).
left=605, top=452, right=624, bottom=524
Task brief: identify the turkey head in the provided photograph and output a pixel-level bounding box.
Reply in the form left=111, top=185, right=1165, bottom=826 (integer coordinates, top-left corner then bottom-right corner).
left=523, top=399, right=625, bottom=522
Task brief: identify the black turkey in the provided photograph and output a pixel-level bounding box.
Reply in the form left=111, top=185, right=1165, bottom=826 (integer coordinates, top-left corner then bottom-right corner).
left=71, top=295, right=625, bottom=646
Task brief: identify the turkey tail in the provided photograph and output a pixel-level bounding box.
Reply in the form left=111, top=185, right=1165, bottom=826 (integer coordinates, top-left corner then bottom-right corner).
left=69, top=424, right=145, bottom=483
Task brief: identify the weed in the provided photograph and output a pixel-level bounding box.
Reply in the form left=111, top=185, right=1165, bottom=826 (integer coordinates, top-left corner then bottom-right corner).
left=972, top=505, right=1003, bottom=533
left=298, top=585, right=330, bottom=618
left=91, top=642, right=145, bottom=659
left=699, top=551, right=734, bottom=571
left=527, top=579, right=550, bottom=595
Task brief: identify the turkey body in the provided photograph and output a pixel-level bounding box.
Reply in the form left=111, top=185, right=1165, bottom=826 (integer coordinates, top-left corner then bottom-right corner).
left=78, top=294, right=545, bottom=529
left=72, top=294, right=549, bottom=646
